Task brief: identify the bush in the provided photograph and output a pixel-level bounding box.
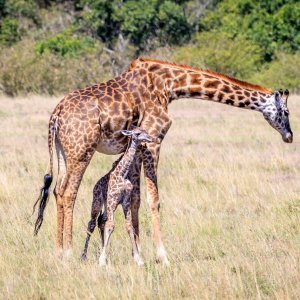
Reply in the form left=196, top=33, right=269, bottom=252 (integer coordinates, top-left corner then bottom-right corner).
left=173, top=31, right=262, bottom=79
left=249, top=52, right=300, bottom=93
left=0, top=39, right=112, bottom=96
left=35, top=30, right=95, bottom=57
left=0, top=17, right=20, bottom=45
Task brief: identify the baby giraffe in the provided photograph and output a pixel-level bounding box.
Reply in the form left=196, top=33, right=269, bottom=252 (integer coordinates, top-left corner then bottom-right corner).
left=81, top=128, right=154, bottom=266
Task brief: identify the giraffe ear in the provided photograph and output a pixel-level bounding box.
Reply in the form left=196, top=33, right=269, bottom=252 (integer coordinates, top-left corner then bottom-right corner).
left=121, top=130, right=133, bottom=136
left=274, top=91, right=281, bottom=102
left=283, top=89, right=289, bottom=105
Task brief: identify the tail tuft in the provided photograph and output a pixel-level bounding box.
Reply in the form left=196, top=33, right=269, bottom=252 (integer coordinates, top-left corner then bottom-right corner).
left=33, top=174, right=53, bottom=236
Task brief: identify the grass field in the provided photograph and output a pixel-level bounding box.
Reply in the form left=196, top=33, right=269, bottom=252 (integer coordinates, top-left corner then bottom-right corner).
left=0, top=95, right=299, bottom=299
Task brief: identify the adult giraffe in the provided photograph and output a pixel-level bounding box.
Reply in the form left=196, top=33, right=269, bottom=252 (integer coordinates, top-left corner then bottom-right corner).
left=33, top=58, right=293, bottom=264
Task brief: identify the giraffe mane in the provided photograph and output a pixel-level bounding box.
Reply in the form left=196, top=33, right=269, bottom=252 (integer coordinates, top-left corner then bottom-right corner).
left=135, top=57, right=273, bottom=94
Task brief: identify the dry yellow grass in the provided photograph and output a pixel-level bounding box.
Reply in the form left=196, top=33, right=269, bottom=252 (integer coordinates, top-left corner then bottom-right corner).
left=0, top=95, right=299, bottom=299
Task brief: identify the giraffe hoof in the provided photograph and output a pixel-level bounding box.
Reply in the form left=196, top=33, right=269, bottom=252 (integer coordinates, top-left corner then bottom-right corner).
left=64, top=249, right=73, bottom=260
left=136, top=260, right=144, bottom=267
left=99, top=256, right=106, bottom=267
left=155, top=257, right=170, bottom=266
left=133, top=255, right=144, bottom=267
left=80, top=253, right=87, bottom=262
left=55, top=248, right=63, bottom=259
left=156, top=246, right=170, bottom=266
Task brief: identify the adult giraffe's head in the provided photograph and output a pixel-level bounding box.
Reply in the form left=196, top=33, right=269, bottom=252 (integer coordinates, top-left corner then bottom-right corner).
left=261, top=89, right=293, bottom=143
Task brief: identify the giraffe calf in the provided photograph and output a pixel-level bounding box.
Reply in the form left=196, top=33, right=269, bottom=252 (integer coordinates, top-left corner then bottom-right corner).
left=81, top=128, right=154, bottom=266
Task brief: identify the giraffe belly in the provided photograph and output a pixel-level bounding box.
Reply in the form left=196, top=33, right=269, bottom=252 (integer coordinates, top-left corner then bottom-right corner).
left=96, top=138, right=126, bottom=155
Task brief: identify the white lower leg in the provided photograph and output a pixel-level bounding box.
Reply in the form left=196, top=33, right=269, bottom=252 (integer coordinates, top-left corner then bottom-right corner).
left=133, top=252, right=144, bottom=266
left=64, top=248, right=73, bottom=259
left=156, top=244, right=170, bottom=265
left=99, top=251, right=106, bottom=266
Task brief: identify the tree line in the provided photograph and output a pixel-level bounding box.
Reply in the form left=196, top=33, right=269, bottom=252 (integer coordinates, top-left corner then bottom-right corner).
left=0, top=0, right=299, bottom=95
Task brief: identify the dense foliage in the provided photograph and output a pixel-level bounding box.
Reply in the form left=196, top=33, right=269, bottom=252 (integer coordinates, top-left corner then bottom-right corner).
left=0, top=0, right=299, bottom=95
left=199, top=0, right=300, bottom=61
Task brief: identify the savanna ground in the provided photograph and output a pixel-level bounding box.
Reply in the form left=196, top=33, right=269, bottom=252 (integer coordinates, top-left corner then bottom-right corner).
left=0, top=95, right=299, bottom=299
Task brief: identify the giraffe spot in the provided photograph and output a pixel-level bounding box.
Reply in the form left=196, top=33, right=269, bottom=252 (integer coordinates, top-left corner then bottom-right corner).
left=225, top=99, right=234, bottom=105
left=251, top=97, right=257, bottom=101
left=177, top=74, right=187, bottom=86
left=204, top=80, right=220, bottom=89
left=176, top=90, right=188, bottom=97
left=126, top=73, right=133, bottom=81
left=114, top=92, right=122, bottom=102
left=189, top=87, right=202, bottom=98
left=203, top=74, right=215, bottom=79
left=140, top=69, right=146, bottom=75
left=157, top=68, right=169, bottom=75
left=172, top=70, right=182, bottom=76
left=217, top=92, right=224, bottom=102
left=245, top=100, right=250, bottom=106
left=244, top=91, right=250, bottom=97
left=111, top=102, right=120, bottom=114
left=148, top=64, right=161, bottom=72
left=107, top=87, right=113, bottom=96
left=190, top=76, right=201, bottom=85
left=232, top=85, right=242, bottom=91
left=162, top=71, right=172, bottom=79
left=207, top=92, right=215, bottom=99
left=129, top=83, right=136, bottom=91
left=238, top=102, right=245, bottom=107
left=238, top=95, right=244, bottom=101
left=260, top=97, right=266, bottom=103
left=222, top=85, right=233, bottom=93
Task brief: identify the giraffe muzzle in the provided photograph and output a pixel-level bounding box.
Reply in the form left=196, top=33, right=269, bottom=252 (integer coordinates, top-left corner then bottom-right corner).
left=282, top=131, right=293, bottom=143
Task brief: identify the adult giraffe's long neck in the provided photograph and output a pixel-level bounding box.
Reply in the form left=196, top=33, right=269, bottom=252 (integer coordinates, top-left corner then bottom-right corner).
left=143, top=59, right=273, bottom=111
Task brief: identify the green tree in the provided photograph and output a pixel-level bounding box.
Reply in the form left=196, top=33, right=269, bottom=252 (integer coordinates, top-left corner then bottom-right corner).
left=78, top=0, right=192, bottom=50
left=199, top=0, right=300, bottom=61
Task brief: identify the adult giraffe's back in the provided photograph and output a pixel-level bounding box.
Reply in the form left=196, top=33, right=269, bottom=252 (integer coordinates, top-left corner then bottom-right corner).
left=33, top=58, right=293, bottom=263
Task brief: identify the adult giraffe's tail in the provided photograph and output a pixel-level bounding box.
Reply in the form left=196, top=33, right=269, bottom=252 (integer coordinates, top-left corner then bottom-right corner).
left=33, top=113, right=58, bottom=235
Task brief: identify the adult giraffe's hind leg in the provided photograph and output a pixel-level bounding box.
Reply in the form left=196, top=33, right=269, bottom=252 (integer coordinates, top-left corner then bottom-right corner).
left=62, top=155, right=95, bottom=257
left=55, top=120, right=100, bottom=258
left=54, top=138, right=66, bottom=257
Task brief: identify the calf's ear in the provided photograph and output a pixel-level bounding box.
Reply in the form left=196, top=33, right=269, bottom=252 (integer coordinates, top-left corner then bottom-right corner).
left=121, top=130, right=133, bottom=136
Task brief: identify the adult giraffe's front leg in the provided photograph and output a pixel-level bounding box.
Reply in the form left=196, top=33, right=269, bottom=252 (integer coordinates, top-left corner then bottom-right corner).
left=143, top=143, right=169, bottom=265
left=142, top=109, right=172, bottom=264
